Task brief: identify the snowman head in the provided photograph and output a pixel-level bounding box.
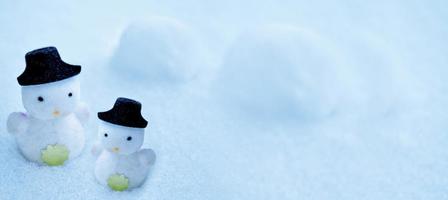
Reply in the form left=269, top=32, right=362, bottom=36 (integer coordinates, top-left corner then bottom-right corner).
left=97, top=97, right=149, bottom=155
left=21, top=76, right=80, bottom=120
left=98, top=121, right=145, bottom=155
left=17, top=47, right=82, bottom=120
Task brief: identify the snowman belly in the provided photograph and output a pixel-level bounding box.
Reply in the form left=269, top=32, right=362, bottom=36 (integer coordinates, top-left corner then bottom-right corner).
left=16, top=125, right=57, bottom=164
left=95, top=151, right=118, bottom=186
left=95, top=151, right=149, bottom=189
left=54, top=114, right=85, bottom=158
left=15, top=114, right=85, bottom=164
left=115, top=153, right=150, bottom=188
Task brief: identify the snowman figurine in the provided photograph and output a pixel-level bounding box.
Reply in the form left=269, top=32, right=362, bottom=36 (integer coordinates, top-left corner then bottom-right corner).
left=7, top=47, right=89, bottom=166
left=92, top=97, right=156, bottom=191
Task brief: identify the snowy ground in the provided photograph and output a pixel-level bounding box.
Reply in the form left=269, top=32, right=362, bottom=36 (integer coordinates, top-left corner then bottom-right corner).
left=1, top=0, right=448, bottom=199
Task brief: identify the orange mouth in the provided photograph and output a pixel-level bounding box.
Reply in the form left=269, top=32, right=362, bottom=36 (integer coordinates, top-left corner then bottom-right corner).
left=53, top=110, right=60, bottom=116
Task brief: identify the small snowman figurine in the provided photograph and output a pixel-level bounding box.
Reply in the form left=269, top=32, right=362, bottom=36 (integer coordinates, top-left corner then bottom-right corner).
left=92, top=97, right=156, bottom=191
left=7, top=47, right=89, bottom=166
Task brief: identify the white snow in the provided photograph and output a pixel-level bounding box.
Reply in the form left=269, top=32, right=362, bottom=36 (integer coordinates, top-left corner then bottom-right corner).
left=108, top=18, right=209, bottom=86
left=1, top=0, right=448, bottom=199
left=212, top=24, right=344, bottom=121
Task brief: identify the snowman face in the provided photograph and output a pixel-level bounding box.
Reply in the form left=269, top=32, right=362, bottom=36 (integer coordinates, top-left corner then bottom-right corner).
left=21, top=76, right=80, bottom=120
left=98, top=121, right=144, bottom=155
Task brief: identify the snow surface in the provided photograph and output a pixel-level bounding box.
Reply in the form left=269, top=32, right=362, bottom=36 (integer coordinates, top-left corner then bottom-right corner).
left=1, top=0, right=448, bottom=199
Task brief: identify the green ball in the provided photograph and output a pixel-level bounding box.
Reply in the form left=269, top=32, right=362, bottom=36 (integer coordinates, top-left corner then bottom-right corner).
left=108, top=174, right=129, bottom=191
left=41, top=144, right=69, bottom=166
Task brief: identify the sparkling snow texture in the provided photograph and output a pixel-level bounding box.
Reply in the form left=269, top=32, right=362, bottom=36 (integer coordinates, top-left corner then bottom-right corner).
left=1, top=0, right=448, bottom=199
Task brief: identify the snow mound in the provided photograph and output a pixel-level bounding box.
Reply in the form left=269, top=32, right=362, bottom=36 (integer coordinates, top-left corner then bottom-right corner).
left=340, top=31, right=430, bottom=116
left=109, top=17, right=206, bottom=86
left=212, top=25, right=344, bottom=121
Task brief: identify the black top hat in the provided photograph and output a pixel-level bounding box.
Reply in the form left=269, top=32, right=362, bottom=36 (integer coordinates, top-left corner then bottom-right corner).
left=17, top=47, right=81, bottom=86
left=98, top=98, right=148, bottom=128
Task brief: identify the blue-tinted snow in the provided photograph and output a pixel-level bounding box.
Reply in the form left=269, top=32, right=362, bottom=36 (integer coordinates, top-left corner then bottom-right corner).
left=1, top=0, right=448, bottom=199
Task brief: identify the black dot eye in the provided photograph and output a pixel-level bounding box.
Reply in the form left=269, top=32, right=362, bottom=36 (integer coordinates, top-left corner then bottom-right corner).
left=127, top=136, right=132, bottom=141
left=37, top=96, right=44, bottom=102
left=104, top=133, right=108, bottom=137
left=68, top=92, right=73, bottom=97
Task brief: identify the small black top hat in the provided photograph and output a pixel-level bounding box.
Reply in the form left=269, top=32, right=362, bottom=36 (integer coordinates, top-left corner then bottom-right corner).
left=17, top=46, right=81, bottom=86
left=98, top=98, right=148, bottom=128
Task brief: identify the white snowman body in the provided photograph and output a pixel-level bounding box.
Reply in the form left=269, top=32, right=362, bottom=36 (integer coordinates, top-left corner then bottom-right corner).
left=7, top=76, right=88, bottom=164
left=93, top=121, right=155, bottom=190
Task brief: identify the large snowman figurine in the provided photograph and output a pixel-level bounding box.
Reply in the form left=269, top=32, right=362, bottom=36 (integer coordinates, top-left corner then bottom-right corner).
left=92, top=97, right=156, bottom=191
left=7, top=47, right=89, bottom=166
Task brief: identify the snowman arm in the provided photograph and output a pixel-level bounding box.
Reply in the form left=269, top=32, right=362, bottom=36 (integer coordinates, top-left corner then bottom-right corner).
left=91, top=141, right=103, bottom=157
left=75, top=102, right=90, bottom=127
left=138, top=149, right=156, bottom=166
left=7, top=112, right=29, bottom=135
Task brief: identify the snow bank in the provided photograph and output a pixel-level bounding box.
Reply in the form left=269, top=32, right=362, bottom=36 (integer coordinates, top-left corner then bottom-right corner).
left=211, top=24, right=345, bottom=121
left=336, top=30, right=430, bottom=116
left=108, top=17, right=207, bottom=86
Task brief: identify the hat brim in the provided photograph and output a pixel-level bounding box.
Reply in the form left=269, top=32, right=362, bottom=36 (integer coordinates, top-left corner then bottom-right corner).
left=18, top=62, right=81, bottom=86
